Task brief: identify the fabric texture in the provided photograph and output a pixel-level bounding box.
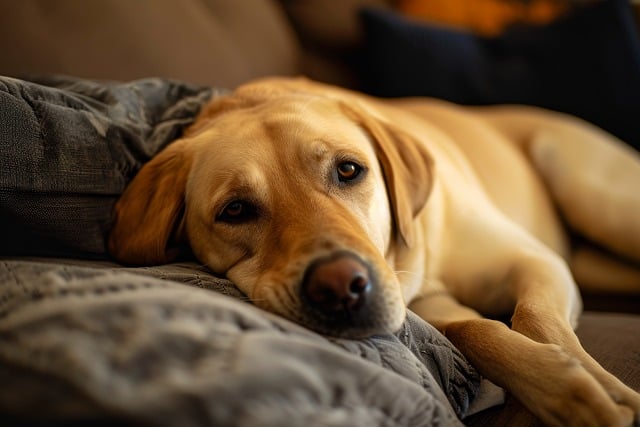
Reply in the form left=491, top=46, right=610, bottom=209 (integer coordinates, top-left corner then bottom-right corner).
left=0, top=259, right=480, bottom=426
left=0, top=76, right=218, bottom=257
left=359, top=0, right=640, bottom=150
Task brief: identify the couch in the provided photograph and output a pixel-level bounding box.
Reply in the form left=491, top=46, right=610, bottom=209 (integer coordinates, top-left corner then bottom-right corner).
left=1, top=1, right=639, bottom=426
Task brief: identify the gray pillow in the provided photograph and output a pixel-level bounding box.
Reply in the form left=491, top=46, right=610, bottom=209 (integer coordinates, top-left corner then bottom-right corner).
left=0, top=76, right=217, bottom=258
left=0, top=259, right=480, bottom=426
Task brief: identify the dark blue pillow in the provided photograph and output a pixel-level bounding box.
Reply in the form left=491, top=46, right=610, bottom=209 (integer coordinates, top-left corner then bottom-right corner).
left=359, top=0, right=640, bottom=150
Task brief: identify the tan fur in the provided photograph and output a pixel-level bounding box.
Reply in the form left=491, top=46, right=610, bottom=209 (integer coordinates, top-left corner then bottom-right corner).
left=109, top=77, right=640, bottom=426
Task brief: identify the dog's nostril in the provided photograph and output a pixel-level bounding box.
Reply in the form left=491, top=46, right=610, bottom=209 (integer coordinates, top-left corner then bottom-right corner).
left=349, top=273, right=369, bottom=296
left=303, top=253, right=372, bottom=312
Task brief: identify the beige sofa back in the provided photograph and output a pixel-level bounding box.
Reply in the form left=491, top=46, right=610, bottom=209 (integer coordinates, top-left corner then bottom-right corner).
left=0, top=0, right=300, bottom=88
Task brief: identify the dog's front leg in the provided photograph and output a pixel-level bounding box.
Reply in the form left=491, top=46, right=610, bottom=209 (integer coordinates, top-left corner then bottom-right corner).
left=506, top=254, right=640, bottom=426
left=410, top=270, right=639, bottom=426
left=445, top=316, right=636, bottom=427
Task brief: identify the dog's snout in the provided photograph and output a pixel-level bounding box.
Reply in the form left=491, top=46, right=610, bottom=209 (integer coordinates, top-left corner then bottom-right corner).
left=303, top=253, right=372, bottom=312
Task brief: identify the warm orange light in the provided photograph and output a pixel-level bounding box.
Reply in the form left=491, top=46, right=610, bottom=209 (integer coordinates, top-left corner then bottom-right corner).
left=397, top=0, right=568, bottom=35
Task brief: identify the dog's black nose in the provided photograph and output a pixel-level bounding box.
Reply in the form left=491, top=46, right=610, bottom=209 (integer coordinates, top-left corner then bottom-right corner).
left=303, top=253, right=372, bottom=312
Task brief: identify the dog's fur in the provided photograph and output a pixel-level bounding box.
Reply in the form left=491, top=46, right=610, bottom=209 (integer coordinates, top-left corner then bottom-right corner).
left=109, top=77, right=640, bottom=426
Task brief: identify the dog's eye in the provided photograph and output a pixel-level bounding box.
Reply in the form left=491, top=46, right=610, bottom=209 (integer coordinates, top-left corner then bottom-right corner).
left=336, top=161, right=362, bottom=182
left=217, top=200, right=257, bottom=223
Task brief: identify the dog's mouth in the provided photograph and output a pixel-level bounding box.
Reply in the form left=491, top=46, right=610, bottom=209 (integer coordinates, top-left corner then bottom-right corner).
left=299, top=291, right=404, bottom=339
left=255, top=251, right=406, bottom=339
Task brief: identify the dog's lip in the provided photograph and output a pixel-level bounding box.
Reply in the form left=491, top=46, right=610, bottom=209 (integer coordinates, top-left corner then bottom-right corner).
left=267, top=290, right=405, bottom=340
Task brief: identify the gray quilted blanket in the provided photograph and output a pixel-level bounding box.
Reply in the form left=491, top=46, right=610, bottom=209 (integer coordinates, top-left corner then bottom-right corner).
left=0, top=76, right=481, bottom=426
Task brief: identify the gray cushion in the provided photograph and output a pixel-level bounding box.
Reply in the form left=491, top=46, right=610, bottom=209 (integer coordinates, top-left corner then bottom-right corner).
left=0, top=76, right=216, bottom=257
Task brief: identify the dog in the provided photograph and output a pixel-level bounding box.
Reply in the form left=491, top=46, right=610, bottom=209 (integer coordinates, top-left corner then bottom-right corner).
left=109, top=77, right=640, bottom=426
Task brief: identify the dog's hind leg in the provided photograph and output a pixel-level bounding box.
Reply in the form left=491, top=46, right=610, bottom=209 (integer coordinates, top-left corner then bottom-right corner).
left=571, top=244, right=640, bottom=294
left=528, top=123, right=640, bottom=265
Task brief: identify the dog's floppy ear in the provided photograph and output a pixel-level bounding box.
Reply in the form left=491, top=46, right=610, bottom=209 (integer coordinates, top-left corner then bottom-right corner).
left=108, top=139, right=192, bottom=265
left=110, top=91, right=265, bottom=265
left=344, top=104, right=434, bottom=247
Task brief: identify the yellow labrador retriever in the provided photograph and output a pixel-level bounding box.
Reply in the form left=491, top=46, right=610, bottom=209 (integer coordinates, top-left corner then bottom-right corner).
left=109, top=77, right=640, bottom=426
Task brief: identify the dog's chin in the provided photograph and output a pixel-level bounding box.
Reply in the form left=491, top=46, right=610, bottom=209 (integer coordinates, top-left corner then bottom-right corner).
left=252, top=278, right=407, bottom=339
left=302, top=312, right=407, bottom=339
left=265, top=300, right=407, bottom=340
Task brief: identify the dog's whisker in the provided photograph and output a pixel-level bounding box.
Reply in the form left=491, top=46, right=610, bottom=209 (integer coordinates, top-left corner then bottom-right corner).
left=278, top=286, right=299, bottom=311
left=394, top=270, right=418, bottom=276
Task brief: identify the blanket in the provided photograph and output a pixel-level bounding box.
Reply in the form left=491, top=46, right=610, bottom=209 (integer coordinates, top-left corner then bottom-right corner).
left=0, top=76, right=482, bottom=426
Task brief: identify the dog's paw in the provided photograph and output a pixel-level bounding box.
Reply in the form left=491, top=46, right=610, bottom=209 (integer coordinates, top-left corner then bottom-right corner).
left=582, top=353, right=640, bottom=427
left=611, top=387, right=640, bottom=427
left=512, top=343, right=635, bottom=427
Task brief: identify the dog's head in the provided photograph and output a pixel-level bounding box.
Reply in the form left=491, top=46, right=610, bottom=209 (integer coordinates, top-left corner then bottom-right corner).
left=108, top=78, right=434, bottom=338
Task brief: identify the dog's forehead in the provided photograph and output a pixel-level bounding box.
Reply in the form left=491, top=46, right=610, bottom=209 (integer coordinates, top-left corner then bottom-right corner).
left=203, top=95, right=372, bottom=158
left=255, top=96, right=354, bottom=134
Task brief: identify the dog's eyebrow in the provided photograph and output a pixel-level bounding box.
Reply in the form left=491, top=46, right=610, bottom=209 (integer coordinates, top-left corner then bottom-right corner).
left=308, top=140, right=330, bottom=162
left=204, top=165, right=269, bottom=207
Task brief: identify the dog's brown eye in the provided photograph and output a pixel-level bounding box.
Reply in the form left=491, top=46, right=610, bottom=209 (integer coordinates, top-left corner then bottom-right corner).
left=337, top=161, right=362, bottom=182
left=218, top=200, right=257, bottom=223
left=225, top=201, right=244, bottom=217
